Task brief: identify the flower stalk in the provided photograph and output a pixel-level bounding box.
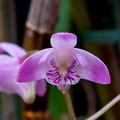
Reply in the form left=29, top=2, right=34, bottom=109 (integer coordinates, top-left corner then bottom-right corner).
left=86, top=94, right=120, bottom=120
left=62, top=90, right=76, bottom=120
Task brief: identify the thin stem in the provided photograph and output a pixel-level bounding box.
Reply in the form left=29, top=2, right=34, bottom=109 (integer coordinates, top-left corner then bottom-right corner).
left=62, top=91, right=76, bottom=120
left=86, top=94, right=120, bottom=120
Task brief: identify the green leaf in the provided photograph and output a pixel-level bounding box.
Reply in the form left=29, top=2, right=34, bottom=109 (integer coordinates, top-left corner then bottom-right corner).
left=54, top=0, right=71, bottom=32
left=48, top=85, right=68, bottom=119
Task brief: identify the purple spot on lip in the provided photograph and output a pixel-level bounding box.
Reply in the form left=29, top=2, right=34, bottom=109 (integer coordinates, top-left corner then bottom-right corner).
left=46, top=57, right=80, bottom=85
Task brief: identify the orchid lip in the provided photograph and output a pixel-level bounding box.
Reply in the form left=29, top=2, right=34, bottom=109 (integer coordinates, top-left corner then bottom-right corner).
left=46, top=57, right=81, bottom=85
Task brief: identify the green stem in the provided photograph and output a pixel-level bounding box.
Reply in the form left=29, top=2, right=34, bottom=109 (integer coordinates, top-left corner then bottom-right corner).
left=62, top=91, right=76, bottom=120
left=86, top=94, right=120, bottom=120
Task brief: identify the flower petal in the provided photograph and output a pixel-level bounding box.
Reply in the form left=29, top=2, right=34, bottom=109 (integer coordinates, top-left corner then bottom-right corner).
left=0, top=42, right=26, bottom=61
left=39, top=49, right=53, bottom=64
left=73, top=49, right=88, bottom=67
left=0, top=55, right=29, bottom=102
left=0, top=54, right=18, bottom=66
left=50, top=32, right=77, bottom=48
left=0, top=86, right=15, bottom=94
left=17, top=48, right=53, bottom=82
left=74, top=48, right=111, bottom=84
left=35, top=79, right=47, bottom=97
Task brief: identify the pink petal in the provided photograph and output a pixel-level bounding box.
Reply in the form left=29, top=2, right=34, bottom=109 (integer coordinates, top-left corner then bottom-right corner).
left=35, top=79, right=47, bottom=97
left=17, top=48, right=53, bottom=82
left=50, top=32, right=77, bottom=48
left=74, top=48, right=111, bottom=84
left=0, top=86, right=15, bottom=94
left=73, top=49, right=88, bottom=67
left=0, top=42, right=26, bottom=61
left=0, top=55, right=18, bottom=69
left=39, top=49, right=52, bottom=64
left=0, top=79, right=30, bottom=103
left=0, top=55, right=29, bottom=102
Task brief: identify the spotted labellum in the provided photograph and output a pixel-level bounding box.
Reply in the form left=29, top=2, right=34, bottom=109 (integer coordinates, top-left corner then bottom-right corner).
left=17, top=32, right=110, bottom=91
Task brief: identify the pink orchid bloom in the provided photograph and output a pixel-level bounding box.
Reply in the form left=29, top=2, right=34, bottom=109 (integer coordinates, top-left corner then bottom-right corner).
left=0, top=42, right=47, bottom=103
left=17, top=32, right=110, bottom=91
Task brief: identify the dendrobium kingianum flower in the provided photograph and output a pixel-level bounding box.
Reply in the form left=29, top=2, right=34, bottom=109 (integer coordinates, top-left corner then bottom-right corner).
left=0, top=42, right=47, bottom=103
left=17, top=32, right=110, bottom=91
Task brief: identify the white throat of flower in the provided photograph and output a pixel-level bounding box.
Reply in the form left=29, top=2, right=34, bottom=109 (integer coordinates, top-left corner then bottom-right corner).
left=59, top=64, right=67, bottom=79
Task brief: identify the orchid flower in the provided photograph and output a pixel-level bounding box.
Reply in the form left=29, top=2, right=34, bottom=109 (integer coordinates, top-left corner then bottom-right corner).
left=0, top=42, right=47, bottom=103
left=17, top=32, right=110, bottom=91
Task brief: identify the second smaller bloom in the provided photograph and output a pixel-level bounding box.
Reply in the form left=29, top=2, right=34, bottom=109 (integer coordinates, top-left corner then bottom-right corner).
left=0, top=42, right=47, bottom=103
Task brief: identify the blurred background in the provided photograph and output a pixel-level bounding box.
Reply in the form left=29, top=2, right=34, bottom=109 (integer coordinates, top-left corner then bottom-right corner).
left=0, top=0, right=120, bottom=120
